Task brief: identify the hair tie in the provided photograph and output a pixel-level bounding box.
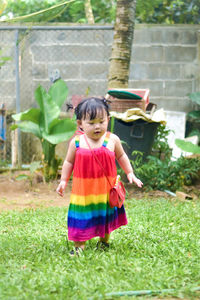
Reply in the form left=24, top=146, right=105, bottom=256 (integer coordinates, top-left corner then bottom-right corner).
left=102, top=98, right=111, bottom=104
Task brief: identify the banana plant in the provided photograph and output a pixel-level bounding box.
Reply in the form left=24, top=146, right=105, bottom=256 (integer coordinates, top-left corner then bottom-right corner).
left=11, top=79, right=76, bottom=182
left=175, top=91, right=200, bottom=155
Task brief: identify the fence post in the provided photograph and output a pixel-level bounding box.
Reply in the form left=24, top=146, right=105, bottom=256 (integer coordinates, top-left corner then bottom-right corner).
left=15, top=29, right=22, bottom=168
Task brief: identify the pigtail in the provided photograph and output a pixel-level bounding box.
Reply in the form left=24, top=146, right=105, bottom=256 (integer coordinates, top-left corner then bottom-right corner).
left=74, top=104, right=80, bottom=120
left=66, top=103, right=73, bottom=112
left=66, top=102, right=81, bottom=120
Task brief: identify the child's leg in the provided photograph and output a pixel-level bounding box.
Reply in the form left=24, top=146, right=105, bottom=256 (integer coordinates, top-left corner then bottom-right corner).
left=74, top=241, right=86, bottom=249
left=100, top=233, right=110, bottom=244
left=69, top=241, right=85, bottom=256
left=96, top=233, right=110, bottom=250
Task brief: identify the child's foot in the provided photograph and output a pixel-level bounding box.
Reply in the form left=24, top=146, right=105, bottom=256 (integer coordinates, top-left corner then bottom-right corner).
left=69, top=247, right=84, bottom=257
left=96, top=241, right=110, bottom=251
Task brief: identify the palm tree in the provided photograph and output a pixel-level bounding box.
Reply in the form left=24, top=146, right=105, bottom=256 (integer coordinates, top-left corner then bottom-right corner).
left=108, top=0, right=137, bottom=89
left=84, top=0, right=94, bottom=24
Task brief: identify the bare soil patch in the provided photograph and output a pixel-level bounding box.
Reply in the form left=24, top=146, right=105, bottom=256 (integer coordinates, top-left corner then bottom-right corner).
left=0, top=171, right=71, bottom=211
left=0, top=171, right=199, bottom=212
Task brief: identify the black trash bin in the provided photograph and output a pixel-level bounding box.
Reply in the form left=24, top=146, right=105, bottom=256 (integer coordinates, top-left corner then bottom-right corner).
left=110, top=118, right=159, bottom=159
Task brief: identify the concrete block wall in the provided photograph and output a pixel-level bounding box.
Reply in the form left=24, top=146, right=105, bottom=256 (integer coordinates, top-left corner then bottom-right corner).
left=29, top=28, right=112, bottom=109
left=0, top=24, right=200, bottom=113
left=130, top=25, right=200, bottom=112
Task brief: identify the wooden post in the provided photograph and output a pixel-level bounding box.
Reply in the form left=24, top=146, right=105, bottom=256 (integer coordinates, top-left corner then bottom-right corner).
left=11, top=130, right=18, bottom=168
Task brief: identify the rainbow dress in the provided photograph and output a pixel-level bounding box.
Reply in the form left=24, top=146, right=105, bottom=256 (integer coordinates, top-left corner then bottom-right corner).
left=68, top=132, right=128, bottom=242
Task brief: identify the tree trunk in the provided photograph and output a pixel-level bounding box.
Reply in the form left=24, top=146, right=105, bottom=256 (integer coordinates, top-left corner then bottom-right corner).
left=108, top=0, right=137, bottom=89
left=84, top=0, right=95, bottom=24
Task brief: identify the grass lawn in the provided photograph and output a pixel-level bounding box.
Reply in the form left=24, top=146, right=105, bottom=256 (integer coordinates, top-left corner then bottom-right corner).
left=0, top=198, right=200, bottom=300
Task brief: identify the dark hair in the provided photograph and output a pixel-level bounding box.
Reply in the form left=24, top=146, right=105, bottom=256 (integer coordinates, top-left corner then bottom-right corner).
left=74, top=97, right=110, bottom=120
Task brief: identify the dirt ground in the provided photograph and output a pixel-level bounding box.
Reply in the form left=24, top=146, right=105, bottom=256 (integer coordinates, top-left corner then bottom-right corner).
left=0, top=171, right=199, bottom=212
left=0, top=171, right=72, bottom=211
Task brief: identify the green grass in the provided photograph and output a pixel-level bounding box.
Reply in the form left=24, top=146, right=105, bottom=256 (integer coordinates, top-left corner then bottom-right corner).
left=0, top=198, right=200, bottom=300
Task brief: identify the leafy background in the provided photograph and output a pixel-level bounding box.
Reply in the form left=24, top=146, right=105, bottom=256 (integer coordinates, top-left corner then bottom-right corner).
left=1, top=0, right=199, bottom=24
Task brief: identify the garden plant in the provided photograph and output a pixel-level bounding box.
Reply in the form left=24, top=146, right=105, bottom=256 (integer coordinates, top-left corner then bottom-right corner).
left=131, top=125, right=200, bottom=192
left=11, top=79, right=76, bottom=182
left=15, top=161, right=41, bottom=187
left=175, top=91, right=200, bottom=155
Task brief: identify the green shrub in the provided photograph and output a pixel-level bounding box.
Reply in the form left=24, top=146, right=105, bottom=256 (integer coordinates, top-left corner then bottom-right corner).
left=151, top=124, right=172, bottom=160
left=132, top=153, right=200, bottom=192
left=130, top=124, right=200, bottom=191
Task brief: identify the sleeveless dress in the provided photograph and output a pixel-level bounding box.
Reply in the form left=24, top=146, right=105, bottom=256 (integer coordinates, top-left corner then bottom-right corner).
left=68, top=132, right=128, bottom=242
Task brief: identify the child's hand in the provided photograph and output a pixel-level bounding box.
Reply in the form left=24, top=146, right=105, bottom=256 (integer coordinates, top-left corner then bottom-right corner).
left=56, top=180, right=67, bottom=197
left=127, top=172, right=143, bottom=188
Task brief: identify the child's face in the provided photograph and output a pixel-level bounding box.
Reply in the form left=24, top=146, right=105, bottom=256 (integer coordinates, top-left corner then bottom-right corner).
left=78, top=110, right=109, bottom=140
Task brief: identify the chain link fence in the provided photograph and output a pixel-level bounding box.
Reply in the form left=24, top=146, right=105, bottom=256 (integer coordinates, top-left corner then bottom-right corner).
left=0, top=25, right=113, bottom=168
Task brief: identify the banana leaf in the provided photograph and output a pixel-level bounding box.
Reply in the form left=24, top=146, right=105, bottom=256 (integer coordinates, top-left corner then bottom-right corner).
left=11, top=121, right=41, bottom=139
left=12, top=108, right=40, bottom=123
left=175, top=139, right=200, bottom=154
left=43, top=119, right=76, bottom=144
left=49, top=79, right=68, bottom=109
left=35, top=85, right=60, bottom=134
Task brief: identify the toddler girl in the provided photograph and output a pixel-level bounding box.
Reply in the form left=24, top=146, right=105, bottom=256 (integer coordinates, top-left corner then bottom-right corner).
left=56, top=97, right=143, bottom=255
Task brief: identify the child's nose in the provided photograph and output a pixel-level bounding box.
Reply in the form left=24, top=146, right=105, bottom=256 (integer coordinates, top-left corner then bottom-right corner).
left=95, top=123, right=100, bottom=128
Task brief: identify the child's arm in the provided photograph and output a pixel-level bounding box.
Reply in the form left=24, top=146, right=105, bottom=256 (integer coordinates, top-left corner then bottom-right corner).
left=113, top=134, right=143, bottom=188
left=56, top=137, right=76, bottom=197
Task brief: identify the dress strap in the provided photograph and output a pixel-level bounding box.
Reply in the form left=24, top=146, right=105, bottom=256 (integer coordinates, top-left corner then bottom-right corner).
left=102, top=132, right=111, bottom=147
left=75, top=135, right=80, bottom=148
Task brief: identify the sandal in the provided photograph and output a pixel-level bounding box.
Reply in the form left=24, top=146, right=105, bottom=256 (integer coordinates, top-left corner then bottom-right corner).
left=96, top=241, right=110, bottom=251
left=69, top=247, right=84, bottom=257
